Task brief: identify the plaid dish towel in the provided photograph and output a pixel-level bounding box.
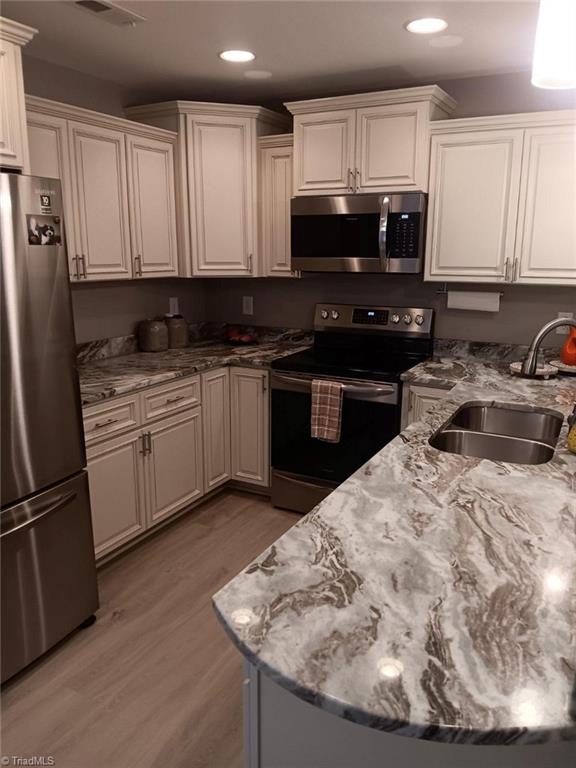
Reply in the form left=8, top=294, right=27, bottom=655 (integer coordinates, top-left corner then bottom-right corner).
left=311, top=379, right=343, bottom=443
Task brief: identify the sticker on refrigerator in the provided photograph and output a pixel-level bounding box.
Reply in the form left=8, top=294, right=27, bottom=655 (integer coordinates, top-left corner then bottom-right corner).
left=39, top=194, right=52, bottom=213
left=27, top=215, right=62, bottom=246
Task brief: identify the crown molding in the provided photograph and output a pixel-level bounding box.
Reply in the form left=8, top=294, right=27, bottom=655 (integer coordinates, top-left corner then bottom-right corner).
left=258, top=133, right=293, bottom=149
left=0, top=16, right=37, bottom=46
left=284, top=85, right=457, bottom=116
left=25, top=95, right=177, bottom=141
left=125, top=100, right=291, bottom=131
left=430, top=109, right=576, bottom=134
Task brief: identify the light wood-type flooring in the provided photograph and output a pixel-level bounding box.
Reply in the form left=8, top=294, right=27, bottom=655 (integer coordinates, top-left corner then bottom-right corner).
left=1, top=491, right=297, bottom=768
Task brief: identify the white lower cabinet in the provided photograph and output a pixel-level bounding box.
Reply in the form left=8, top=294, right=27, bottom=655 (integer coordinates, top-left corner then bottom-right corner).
left=84, top=368, right=270, bottom=559
left=230, top=368, right=270, bottom=487
left=86, top=430, right=147, bottom=559
left=202, top=368, right=231, bottom=492
left=402, top=384, right=451, bottom=429
left=146, top=409, right=204, bottom=525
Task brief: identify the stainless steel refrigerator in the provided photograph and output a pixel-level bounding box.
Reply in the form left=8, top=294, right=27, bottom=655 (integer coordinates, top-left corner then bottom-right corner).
left=1, top=172, right=99, bottom=683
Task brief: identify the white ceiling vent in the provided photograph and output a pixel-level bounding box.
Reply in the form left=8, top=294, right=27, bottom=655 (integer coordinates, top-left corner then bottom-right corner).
left=75, top=1, right=146, bottom=27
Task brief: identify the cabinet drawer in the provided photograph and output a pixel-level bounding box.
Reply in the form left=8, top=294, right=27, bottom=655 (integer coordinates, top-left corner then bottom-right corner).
left=142, top=377, right=201, bottom=423
left=83, top=395, right=140, bottom=444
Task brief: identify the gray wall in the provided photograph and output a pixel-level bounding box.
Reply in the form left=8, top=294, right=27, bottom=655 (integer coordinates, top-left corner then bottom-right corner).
left=203, top=276, right=575, bottom=348
left=71, top=279, right=205, bottom=343
left=22, top=54, right=129, bottom=116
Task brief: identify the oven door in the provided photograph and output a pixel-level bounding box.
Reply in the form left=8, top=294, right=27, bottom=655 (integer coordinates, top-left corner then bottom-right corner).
left=271, top=372, right=400, bottom=512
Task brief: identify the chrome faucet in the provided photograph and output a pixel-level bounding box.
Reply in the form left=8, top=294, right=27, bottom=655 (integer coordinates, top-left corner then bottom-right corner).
left=521, top=318, right=576, bottom=377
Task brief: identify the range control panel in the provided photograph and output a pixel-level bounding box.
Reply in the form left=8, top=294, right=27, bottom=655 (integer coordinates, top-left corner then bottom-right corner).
left=315, top=304, right=434, bottom=336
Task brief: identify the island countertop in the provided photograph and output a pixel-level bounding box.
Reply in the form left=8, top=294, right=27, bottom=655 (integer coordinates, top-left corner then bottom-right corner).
left=213, top=362, right=576, bottom=746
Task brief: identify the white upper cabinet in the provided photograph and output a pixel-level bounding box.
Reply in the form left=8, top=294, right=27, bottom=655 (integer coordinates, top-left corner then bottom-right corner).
left=26, top=110, right=78, bottom=277
left=124, top=101, right=291, bottom=277
left=68, top=121, right=133, bottom=281
left=425, top=129, right=524, bottom=282
left=0, top=17, right=36, bottom=170
left=425, top=111, right=576, bottom=285
left=356, top=103, right=429, bottom=191
left=292, top=109, right=356, bottom=195
left=259, top=135, right=297, bottom=277
left=189, top=115, right=255, bottom=276
left=515, top=126, right=576, bottom=285
left=286, top=87, right=456, bottom=196
left=126, top=134, right=178, bottom=278
left=26, top=97, right=179, bottom=282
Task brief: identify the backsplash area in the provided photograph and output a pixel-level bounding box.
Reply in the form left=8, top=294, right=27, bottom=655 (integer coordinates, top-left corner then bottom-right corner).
left=203, top=276, right=575, bottom=348
left=70, top=275, right=574, bottom=349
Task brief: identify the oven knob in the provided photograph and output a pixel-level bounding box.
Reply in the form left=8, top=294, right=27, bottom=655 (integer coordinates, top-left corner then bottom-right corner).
left=415, top=314, right=425, bottom=326
left=320, top=310, right=329, bottom=319
left=391, top=313, right=400, bottom=324
left=331, top=310, right=340, bottom=320
left=403, top=314, right=412, bottom=325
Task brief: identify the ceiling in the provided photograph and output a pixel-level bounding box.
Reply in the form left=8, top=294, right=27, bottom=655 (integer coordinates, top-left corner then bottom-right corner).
left=3, top=1, right=540, bottom=105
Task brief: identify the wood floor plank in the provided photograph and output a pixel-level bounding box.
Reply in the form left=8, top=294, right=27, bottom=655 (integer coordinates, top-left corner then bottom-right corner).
left=1, top=490, right=297, bottom=768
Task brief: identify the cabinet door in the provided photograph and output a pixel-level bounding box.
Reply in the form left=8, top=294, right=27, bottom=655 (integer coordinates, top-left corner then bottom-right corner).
left=356, top=103, right=428, bottom=192
left=515, top=126, right=576, bottom=285
left=425, top=130, right=524, bottom=282
left=68, top=121, right=132, bottom=280
left=404, top=385, right=450, bottom=428
left=0, top=38, right=28, bottom=169
left=126, top=134, right=178, bottom=278
left=86, top=430, right=146, bottom=559
left=230, top=368, right=269, bottom=487
left=146, top=409, right=204, bottom=526
left=189, top=115, right=255, bottom=275
left=293, top=110, right=356, bottom=195
left=260, top=143, right=296, bottom=277
left=202, top=368, right=231, bottom=492
left=27, top=111, right=80, bottom=279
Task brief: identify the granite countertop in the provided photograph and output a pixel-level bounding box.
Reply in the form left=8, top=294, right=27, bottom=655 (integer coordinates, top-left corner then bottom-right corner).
left=78, top=335, right=312, bottom=406
left=213, top=360, right=576, bottom=746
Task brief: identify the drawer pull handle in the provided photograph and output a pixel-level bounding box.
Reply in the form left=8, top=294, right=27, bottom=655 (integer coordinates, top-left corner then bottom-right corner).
left=166, top=395, right=186, bottom=404
left=92, top=418, right=119, bottom=429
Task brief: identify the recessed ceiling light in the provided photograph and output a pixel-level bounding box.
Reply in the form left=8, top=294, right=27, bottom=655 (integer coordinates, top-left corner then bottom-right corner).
left=405, top=18, right=448, bottom=35
left=219, top=50, right=255, bottom=63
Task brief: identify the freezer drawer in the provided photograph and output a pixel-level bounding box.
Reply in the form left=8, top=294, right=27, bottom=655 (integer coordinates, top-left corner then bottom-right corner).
left=1, top=472, right=99, bottom=682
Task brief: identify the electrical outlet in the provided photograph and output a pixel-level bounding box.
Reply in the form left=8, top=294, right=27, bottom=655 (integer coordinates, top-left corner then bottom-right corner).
left=242, top=296, right=254, bottom=316
left=556, top=311, right=574, bottom=334
left=169, top=297, right=180, bottom=315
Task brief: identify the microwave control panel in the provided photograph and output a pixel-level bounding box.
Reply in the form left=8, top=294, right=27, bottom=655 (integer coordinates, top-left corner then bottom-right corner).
left=387, top=212, right=421, bottom=259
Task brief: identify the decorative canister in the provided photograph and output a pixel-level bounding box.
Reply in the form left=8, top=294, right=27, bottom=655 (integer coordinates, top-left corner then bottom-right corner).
left=138, top=318, right=168, bottom=352
left=560, top=327, right=576, bottom=366
left=166, top=314, right=189, bottom=349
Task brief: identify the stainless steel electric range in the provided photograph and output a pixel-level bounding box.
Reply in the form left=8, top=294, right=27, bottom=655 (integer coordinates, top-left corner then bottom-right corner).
left=270, top=303, right=434, bottom=514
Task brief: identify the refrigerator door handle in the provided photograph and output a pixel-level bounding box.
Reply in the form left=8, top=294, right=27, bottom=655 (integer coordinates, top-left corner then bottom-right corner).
left=1, top=491, right=77, bottom=538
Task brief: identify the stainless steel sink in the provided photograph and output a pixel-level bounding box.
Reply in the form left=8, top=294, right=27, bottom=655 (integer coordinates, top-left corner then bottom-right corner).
left=429, top=402, right=563, bottom=465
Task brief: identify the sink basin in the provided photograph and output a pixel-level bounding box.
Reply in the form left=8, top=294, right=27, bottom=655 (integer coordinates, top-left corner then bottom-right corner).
left=429, top=402, right=563, bottom=465
left=450, top=403, right=563, bottom=443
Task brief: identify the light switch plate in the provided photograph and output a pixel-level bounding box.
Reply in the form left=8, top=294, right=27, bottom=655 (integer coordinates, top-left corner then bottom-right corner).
left=242, top=296, right=254, bottom=316
left=557, top=312, right=574, bottom=334
left=169, top=297, right=180, bottom=315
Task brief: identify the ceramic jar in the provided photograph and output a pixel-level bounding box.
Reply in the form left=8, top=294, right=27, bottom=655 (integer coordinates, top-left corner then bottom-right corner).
left=138, top=318, right=168, bottom=352
left=166, top=315, right=189, bottom=348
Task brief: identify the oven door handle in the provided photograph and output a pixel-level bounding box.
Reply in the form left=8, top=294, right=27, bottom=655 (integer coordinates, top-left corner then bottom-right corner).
left=271, top=373, right=398, bottom=402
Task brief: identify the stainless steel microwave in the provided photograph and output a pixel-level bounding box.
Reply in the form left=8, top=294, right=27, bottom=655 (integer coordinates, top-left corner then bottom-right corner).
left=291, top=192, right=427, bottom=273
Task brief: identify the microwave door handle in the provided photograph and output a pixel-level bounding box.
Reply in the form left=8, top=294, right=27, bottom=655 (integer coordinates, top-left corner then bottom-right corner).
left=379, top=195, right=390, bottom=271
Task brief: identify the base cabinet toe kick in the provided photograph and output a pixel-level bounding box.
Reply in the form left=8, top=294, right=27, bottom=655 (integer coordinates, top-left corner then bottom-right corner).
left=243, top=661, right=575, bottom=768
